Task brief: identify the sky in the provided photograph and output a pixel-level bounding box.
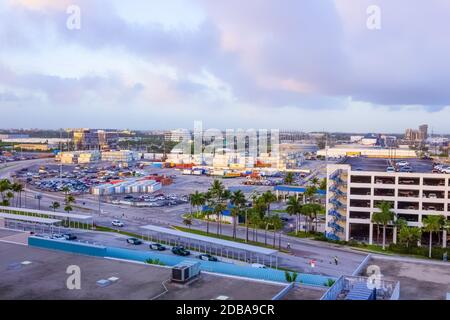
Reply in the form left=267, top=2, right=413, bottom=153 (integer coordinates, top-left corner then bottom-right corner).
left=1, top=0, right=450, bottom=133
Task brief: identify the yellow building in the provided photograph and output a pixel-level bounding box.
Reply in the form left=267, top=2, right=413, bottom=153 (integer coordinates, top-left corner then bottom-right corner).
left=14, top=144, right=49, bottom=151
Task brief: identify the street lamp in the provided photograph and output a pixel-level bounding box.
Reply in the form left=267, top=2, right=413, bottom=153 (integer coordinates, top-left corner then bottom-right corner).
left=35, top=194, right=42, bottom=210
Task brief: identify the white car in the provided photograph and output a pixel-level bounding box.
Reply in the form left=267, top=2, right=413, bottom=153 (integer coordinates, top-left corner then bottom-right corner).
left=111, top=220, right=124, bottom=227
left=442, top=167, right=450, bottom=174
left=396, top=161, right=409, bottom=167
left=251, top=263, right=267, bottom=269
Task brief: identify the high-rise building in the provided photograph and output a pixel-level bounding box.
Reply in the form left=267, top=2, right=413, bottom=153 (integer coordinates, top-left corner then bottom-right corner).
left=71, top=129, right=118, bottom=150
left=404, top=124, right=428, bottom=142
left=419, top=124, right=428, bottom=140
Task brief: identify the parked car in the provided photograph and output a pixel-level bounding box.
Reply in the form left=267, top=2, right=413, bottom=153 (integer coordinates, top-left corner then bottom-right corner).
left=126, top=237, right=142, bottom=245
left=399, top=166, right=412, bottom=172
left=51, top=234, right=66, bottom=240
left=198, top=254, right=218, bottom=262
left=386, top=166, right=396, bottom=173
left=112, top=219, right=124, bottom=227
left=171, top=246, right=190, bottom=256
left=251, top=263, right=266, bottom=269
left=427, top=193, right=437, bottom=199
left=149, top=243, right=166, bottom=251
left=442, top=167, right=450, bottom=174
left=62, top=233, right=77, bottom=240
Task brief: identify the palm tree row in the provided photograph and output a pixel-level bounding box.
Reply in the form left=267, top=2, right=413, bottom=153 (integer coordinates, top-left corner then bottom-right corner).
left=286, top=196, right=324, bottom=235
left=0, top=178, right=24, bottom=207
left=373, top=201, right=450, bottom=258
left=190, top=182, right=283, bottom=248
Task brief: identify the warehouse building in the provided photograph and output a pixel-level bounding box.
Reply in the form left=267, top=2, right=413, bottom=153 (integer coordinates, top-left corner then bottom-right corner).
left=325, top=157, right=449, bottom=247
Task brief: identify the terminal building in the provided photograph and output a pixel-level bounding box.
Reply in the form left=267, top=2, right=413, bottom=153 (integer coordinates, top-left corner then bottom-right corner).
left=325, top=157, right=449, bottom=247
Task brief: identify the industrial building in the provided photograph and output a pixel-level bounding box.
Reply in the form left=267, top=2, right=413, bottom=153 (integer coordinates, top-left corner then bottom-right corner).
left=91, top=179, right=162, bottom=195
left=325, top=157, right=449, bottom=247
left=317, top=147, right=417, bottom=158
left=57, top=151, right=101, bottom=164
left=71, top=129, right=119, bottom=150
left=101, top=150, right=139, bottom=163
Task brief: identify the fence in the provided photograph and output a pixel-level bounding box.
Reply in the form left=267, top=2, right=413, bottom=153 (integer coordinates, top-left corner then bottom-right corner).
left=28, top=237, right=335, bottom=287
left=351, top=254, right=372, bottom=276
left=271, top=282, right=295, bottom=300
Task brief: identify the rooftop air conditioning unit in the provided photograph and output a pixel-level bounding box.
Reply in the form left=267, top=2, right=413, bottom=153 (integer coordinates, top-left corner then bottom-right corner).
left=171, top=260, right=201, bottom=283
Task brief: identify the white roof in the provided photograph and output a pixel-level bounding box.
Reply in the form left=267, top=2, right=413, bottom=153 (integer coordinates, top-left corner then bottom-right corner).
left=140, top=225, right=278, bottom=255
left=0, top=212, right=61, bottom=224
left=0, top=207, right=92, bottom=220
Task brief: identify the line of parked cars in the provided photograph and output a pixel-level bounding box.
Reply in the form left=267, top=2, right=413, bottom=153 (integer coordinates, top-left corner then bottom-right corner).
left=34, top=233, right=77, bottom=240
left=124, top=238, right=221, bottom=261
left=433, top=163, right=450, bottom=174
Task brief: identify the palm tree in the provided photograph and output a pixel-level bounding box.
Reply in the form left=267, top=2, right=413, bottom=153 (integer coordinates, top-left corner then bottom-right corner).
left=244, top=208, right=251, bottom=242
left=213, top=202, right=226, bottom=235
left=270, top=214, right=283, bottom=248
left=49, top=201, right=60, bottom=212
left=183, top=215, right=193, bottom=229
left=209, top=180, right=228, bottom=235
left=230, top=190, right=246, bottom=239
left=286, top=196, right=302, bottom=235
left=398, top=225, right=422, bottom=249
left=304, top=185, right=317, bottom=204
left=373, top=201, right=395, bottom=250
left=260, top=190, right=277, bottom=217
left=284, top=172, right=295, bottom=185
left=249, top=209, right=261, bottom=242
left=300, top=204, right=313, bottom=232
left=304, top=203, right=324, bottom=232
left=422, top=215, right=442, bottom=258
left=0, top=179, right=12, bottom=206
left=190, top=191, right=205, bottom=217
left=203, top=191, right=213, bottom=234
left=310, top=177, right=319, bottom=187
left=11, top=182, right=24, bottom=207
left=319, top=178, right=327, bottom=191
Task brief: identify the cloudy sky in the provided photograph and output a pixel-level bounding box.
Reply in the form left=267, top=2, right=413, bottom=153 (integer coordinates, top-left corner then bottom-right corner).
left=1, top=0, right=450, bottom=133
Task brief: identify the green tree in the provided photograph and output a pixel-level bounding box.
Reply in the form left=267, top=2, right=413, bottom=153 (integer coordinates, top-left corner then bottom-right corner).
left=284, top=172, right=295, bottom=185
left=190, top=191, right=205, bottom=216
left=0, top=179, right=12, bottom=206
left=183, top=215, right=193, bottom=229
left=260, top=190, right=277, bottom=216
left=270, top=214, right=283, bottom=248
left=286, top=196, right=302, bottom=235
left=373, top=201, right=395, bottom=250
left=303, top=203, right=324, bottom=232
left=230, top=190, right=246, bottom=239
left=319, top=178, right=327, bottom=191
left=49, top=201, right=60, bottom=212
left=11, top=182, right=24, bottom=207
left=398, top=226, right=422, bottom=249
left=422, top=215, right=443, bottom=258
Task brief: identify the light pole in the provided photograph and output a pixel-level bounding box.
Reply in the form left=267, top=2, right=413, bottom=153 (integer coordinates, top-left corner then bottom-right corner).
left=35, top=194, right=42, bottom=210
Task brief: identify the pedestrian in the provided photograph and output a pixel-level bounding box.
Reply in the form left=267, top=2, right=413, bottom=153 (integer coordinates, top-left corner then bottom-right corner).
left=287, top=243, right=291, bottom=250
left=333, top=256, right=339, bottom=265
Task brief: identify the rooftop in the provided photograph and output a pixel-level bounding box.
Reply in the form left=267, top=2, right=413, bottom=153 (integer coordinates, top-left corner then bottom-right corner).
left=141, top=225, right=278, bottom=255
left=0, top=212, right=61, bottom=224
left=0, top=206, right=92, bottom=220
left=343, top=157, right=435, bottom=173
left=0, top=241, right=285, bottom=300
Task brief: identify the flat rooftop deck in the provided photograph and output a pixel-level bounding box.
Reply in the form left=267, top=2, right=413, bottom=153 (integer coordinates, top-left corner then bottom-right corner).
left=0, top=241, right=285, bottom=300
left=343, top=157, right=435, bottom=173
